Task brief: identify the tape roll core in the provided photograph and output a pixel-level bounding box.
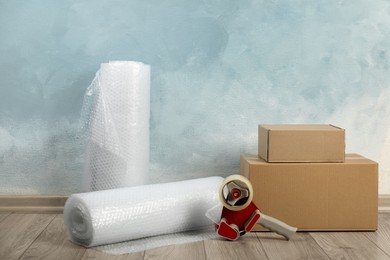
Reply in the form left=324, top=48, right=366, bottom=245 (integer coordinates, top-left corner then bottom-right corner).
left=219, top=175, right=254, bottom=211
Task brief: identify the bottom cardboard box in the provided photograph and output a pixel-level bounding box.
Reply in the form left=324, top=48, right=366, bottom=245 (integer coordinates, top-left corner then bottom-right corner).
left=240, top=153, right=378, bottom=231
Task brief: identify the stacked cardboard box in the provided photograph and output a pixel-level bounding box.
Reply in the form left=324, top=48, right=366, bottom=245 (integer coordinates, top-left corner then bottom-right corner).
left=241, top=124, right=378, bottom=231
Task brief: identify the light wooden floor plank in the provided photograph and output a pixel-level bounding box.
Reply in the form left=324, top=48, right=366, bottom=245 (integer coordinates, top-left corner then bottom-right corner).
left=82, top=249, right=144, bottom=260
left=257, top=232, right=330, bottom=260
left=19, top=214, right=86, bottom=260
left=204, top=233, right=268, bottom=260
left=310, top=231, right=390, bottom=260
left=364, top=213, right=390, bottom=256
left=144, top=241, right=205, bottom=260
left=0, top=213, right=55, bottom=260
left=0, top=212, right=11, bottom=222
left=3, top=213, right=390, bottom=259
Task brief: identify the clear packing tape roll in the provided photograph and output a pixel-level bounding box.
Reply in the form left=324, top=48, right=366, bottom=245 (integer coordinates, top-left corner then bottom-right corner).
left=80, top=61, right=150, bottom=191
left=64, top=177, right=223, bottom=254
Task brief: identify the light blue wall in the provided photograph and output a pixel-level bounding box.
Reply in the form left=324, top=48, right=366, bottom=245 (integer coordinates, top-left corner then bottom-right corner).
left=1, top=0, right=390, bottom=194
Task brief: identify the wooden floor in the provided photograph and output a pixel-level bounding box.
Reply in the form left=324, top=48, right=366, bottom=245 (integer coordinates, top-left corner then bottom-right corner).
left=1, top=213, right=390, bottom=260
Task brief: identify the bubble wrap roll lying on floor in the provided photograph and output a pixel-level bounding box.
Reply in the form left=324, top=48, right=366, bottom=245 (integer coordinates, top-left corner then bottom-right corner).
left=64, top=176, right=223, bottom=247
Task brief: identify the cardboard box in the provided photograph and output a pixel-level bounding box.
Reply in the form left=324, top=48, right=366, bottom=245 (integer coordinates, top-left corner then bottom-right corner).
left=240, top=153, right=378, bottom=231
left=258, top=124, right=345, bottom=162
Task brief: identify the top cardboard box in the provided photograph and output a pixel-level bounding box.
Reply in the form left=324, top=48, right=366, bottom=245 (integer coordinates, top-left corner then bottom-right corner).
left=258, top=124, right=345, bottom=162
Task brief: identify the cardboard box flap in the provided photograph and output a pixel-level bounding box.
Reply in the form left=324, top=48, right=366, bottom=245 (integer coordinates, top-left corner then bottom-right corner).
left=261, top=124, right=344, bottom=131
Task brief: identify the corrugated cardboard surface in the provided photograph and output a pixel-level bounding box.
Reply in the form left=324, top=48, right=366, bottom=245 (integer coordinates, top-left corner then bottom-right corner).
left=258, top=124, right=345, bottom=162
left=240, top=153, right=378, bottom=231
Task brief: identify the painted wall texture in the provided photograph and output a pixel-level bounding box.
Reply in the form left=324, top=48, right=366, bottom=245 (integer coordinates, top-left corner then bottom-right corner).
left=1, top=0, right=390, bottom=194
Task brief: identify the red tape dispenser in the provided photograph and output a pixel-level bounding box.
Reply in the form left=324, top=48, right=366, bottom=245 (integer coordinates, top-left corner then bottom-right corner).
left=215, top=175, right=297, bottom=241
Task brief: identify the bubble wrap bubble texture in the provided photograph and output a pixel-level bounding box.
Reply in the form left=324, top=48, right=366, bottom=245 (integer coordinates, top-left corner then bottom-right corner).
left=95, top=228, right=217, bottom=255
left=63, top=176, right=223, bottom=249
left=81, top=61, right=150, bottom=191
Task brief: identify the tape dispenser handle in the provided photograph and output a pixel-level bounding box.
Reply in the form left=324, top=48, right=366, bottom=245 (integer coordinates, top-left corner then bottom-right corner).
left=258, top=213, right=297, bottom=240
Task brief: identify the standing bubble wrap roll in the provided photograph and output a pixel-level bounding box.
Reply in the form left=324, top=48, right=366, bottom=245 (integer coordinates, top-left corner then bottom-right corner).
left=81, top=61, right=150, bottom=191
left=64, top=176, right=223, bottom=248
